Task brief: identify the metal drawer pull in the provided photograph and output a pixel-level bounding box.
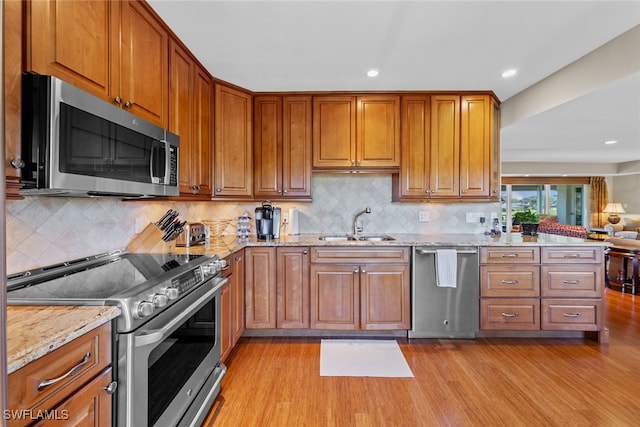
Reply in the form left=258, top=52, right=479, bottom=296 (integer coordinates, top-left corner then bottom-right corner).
left=563, top=313, right=581, bottom=318
left=501, top=280, right=520, bottom=285
left=501, top=253, right=519, bottom=258
left=562, top=280, right=581, bottom=285
left=37, top=352, right=91, bottom=391
left=501, top=312, right=519, bottom=318
left=563, top=254, right=581, bottom=258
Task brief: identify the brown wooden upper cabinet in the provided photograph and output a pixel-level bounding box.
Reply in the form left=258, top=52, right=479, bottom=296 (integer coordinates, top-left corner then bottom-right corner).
left=169, top=39, right=213, bottom=198
left=214, top=84, right=253, bottom=199
left=254, top=96, right=312, bottom=200
left=27, top=0, right=169, bottom=127
left=393, top=93, right=500, bottom=202
left=312, top=95, right=400, bottom=170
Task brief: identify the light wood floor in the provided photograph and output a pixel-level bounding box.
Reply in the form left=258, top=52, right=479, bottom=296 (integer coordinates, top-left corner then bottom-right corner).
left=208, top=289, right=640, bottom=426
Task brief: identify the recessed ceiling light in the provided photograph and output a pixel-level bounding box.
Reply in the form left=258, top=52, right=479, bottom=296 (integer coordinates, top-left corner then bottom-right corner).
left=501, top=69, right=517, bottom=78
left=604, top=140, right=618, bottom=145
left=366, top=69, right=380, bottom=78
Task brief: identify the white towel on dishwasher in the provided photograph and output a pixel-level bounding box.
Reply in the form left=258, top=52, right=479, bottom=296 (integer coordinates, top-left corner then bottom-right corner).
left=435, top=249, right=457, bottom=287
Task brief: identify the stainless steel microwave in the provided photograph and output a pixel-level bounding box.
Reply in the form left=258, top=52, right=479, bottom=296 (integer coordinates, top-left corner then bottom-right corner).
left=20, top=73, right=179, bottom=198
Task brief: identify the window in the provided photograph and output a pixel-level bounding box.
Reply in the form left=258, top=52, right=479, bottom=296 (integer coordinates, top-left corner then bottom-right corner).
left=501, top=177, right=589, bottom=228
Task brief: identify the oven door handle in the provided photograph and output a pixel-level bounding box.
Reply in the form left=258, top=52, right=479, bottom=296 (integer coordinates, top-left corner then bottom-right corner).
left=134, top=280, right=225, bottom=348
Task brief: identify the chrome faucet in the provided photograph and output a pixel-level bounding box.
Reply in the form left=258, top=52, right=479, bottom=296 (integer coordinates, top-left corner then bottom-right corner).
left=353, top=207, right=371, bottom=237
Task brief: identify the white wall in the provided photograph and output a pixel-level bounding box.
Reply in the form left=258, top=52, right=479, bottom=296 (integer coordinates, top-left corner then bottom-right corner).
left=612, top=174, right=640, bottom=214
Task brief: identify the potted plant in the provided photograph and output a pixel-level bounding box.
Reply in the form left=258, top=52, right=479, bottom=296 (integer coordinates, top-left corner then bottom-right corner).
left=513, top=209, right=539, bottom=235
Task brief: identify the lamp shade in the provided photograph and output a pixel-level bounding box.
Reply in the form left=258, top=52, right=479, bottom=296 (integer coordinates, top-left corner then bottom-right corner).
left=603, top=203, right=626, bottom=214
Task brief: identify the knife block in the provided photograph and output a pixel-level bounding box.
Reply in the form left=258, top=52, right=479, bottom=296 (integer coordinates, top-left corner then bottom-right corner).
left=126, top=223, right=176, bottom=253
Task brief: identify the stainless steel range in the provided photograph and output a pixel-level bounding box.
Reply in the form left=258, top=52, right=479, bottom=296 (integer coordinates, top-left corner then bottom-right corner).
left=7, top=249, right=227, bottom=427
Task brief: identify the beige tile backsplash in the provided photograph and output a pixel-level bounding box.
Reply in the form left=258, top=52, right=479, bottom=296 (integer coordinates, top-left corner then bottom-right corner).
left=6, top=174, right=499, bottom=273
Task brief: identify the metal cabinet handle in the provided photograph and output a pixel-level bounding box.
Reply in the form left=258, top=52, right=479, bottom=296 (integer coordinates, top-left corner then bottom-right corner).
left=501, top=253, right=519, bottom=258
left=124, top=101, right=132, bottom=108
left=10, top=158, right=25, bottom=169
left=563, top=313, right=581, bottom=318
left=37, top=352, right=91, bottom=391
left=563, top=254, right=581, bottom=258
left=501, top=280, right=520, bottom=285
left=104, top=381, right=118, bottom=395
left=303, top=250, right=308, bottom=255
left=216, top=188, right=221, bottom=192
left=501, top=312, right=519, bottom=318
left=114, top=96, right=122, bottom=104
left=234, top=256, right=241, bottom=262
left=361, top=268, right=366, bottom=274
left=353, top=269, right=359, bottom=274
left=562, top=280, right=581, bottom=285
left=283, top=189, right=288, bottom=193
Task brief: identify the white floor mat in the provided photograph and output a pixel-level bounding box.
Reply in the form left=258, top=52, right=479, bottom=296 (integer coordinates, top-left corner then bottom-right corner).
left=320, top=339, right=414, bottom=377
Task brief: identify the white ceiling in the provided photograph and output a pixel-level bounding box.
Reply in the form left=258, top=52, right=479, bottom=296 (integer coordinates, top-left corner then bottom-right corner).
left=147, top=0, right=640, bottom=170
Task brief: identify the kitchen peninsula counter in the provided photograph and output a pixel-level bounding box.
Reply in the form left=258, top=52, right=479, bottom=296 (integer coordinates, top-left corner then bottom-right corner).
left=173, top=232, right=610, bottom=259
left=6, top=305, right=120, bottom=374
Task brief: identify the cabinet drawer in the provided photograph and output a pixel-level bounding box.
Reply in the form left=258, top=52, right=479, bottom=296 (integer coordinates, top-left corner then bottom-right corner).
left=480, top=247, right=540, bottom=264
left=8, top=323, right=111, bottom=420
left=541, top=247, right=602, bottom=264
left=541, top=299, right=602, bottom=331
left=481, top=266, right=540, bottom=297
left=480, top=298, right=540, bottom=330
left=541, top=265, right=603, bottom=298
left=310, top=247, right=409, bottom=264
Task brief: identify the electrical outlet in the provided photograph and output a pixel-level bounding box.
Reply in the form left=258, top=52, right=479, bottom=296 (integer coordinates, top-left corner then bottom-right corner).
left=418, top=211, right=429, bottom=222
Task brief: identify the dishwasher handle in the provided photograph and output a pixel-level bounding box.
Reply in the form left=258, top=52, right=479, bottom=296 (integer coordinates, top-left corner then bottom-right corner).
left=416, top=248, right=478, bottom=255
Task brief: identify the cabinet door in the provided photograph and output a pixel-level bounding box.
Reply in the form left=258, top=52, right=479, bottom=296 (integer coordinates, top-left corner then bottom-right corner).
left=276, top=247, right=310, bottom=329
left=28, top=0, right=116, bottom=102
left=192, top=65, right=214, bottom=196
left=169, top=40, right=195, bottom=195
left=220, top=282, right=232, bottom=362
left=231, top=251, right=246, bottom=344
left=396, top=95, right=431, bottom=199
left=360, top=264, right=410, bottom=330
left=282, top=96, right=312, bottom=198
left=120, top=0, right=169, bottom=127
left=460, top=95, right=491, bottom=198
left=5, top=0, right=23, bottom=195
left=245, top=248, right=276, bottom=328
left=254, top=96, right=283, bottom=198
left=490, top=97, right=501, bottom=200
left=310, top=264, right=359, bottom=330
left=313, top=96, right=356, bottom=168
left=357, top=96, right=400, bottom=168
left=36, top=368, right=113, bottom=427
left=214, top=84, right=253, bottom=198
left=430, top=95, right=460, bottom=198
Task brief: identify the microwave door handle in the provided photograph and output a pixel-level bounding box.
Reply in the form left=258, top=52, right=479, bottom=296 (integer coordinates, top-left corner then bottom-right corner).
left=162, top=138, right=171, bottom=185
left=150, top=141, right=158, bottom=184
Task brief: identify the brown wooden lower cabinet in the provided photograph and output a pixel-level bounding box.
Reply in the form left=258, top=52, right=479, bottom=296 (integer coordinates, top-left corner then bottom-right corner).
left=8, top=323, right=113, bottom=427
left=276, top=247, right=310, bottom=328
left=309, top=247, right=410, bottom=330
left=479, top=246, right=606, bottom=340
left=244, top=247, right=277, bottom=329
left=221, top=249, right=245, bottom=362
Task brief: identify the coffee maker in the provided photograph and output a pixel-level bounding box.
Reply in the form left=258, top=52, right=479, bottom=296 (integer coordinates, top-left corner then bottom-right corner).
left=255, top=200, right=281, bottom=240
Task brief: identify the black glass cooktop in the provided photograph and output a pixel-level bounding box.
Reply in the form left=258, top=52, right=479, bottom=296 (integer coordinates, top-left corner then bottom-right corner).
left=7, top=253, right=206, bottom=301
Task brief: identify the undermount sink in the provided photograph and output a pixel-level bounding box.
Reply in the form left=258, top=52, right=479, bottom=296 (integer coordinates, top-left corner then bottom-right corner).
left=318, top=234, right=395, bottom=242
left=318, top=235, right=357, bottom=241
left=358, top=235, right=395, bottom=241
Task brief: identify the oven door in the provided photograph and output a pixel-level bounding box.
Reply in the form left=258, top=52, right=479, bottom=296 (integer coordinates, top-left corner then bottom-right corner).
left=118, top=277, right=227, bottom=427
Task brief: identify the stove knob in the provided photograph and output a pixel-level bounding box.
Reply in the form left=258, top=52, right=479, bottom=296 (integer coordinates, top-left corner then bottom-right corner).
left=134, top=301, right=154, bottom=318
left=161, top=286, right=179, bottom=300
left=152, top=293, right=168, bottom=308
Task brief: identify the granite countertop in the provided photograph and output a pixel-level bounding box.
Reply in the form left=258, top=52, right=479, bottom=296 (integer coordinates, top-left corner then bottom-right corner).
left=172, top=232, right=610, bottom=259
left=6, top=305, right=121, bottom=374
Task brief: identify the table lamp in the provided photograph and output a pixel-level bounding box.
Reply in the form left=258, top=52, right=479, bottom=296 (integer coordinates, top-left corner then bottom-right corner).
left=603, top=202, right=625, bottom=224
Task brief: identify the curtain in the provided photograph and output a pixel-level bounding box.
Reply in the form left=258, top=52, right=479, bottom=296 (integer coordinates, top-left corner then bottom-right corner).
left=589, top=177, right=608, bottom=228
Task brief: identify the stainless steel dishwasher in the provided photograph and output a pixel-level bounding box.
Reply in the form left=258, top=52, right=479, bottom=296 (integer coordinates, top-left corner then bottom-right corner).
left=409, top=246, right=479, bottom=338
